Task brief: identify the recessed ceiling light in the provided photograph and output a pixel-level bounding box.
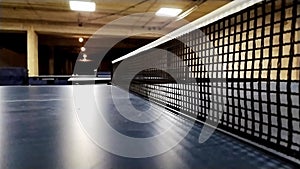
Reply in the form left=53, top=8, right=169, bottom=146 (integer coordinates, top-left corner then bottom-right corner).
left=155, top=7, right=182, bottom=17
left=81, top=47, right=86, bottom=52
left=79, top=53, right=92, bottom=62
left=69, top=1, right=96, bottom=12
left=79, top=37, right=84, bottom=42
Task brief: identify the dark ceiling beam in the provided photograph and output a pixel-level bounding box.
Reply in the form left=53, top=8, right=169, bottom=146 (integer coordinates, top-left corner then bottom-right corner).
left=39, top=36, right=155, bottom=48
left=0, top=20, right=166, bottom=38
left=0, top=17, right=102, bottom=28
left=0, top=4, right=71, bottom=12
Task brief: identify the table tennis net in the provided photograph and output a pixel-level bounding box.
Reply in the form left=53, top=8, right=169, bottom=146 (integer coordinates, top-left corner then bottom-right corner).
left=112, top=0, right=300, bottom=162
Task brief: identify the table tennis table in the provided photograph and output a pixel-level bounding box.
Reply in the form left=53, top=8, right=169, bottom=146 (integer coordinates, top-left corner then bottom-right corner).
left=0, top=85, right=297, bottom=169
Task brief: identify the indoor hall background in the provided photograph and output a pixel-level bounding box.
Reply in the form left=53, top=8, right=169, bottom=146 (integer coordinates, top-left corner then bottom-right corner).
left=113, top=0, right=300, bottom=162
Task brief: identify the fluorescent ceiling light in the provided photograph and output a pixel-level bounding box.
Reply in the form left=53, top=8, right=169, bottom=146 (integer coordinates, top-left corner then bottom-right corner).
left=69, top=1, right=96, bottom=12
left=155, top=7, right=182, bottom=17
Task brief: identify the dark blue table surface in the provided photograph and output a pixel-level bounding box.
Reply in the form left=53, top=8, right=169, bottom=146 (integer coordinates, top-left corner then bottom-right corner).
left=0, top=85, right=297, bottom=169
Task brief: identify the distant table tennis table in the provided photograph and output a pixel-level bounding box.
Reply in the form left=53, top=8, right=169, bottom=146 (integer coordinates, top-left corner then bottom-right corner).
left=28, top=75, right=111, bottom=85
left=0, top=85, right=297, bottom=169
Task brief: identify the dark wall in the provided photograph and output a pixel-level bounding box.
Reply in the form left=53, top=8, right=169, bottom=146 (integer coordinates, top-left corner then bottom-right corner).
left=0, top=32, right=27, bottom=68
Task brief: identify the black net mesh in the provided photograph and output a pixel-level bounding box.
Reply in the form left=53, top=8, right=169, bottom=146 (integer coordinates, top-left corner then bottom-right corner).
left=113, top=0, right=300, bottom=160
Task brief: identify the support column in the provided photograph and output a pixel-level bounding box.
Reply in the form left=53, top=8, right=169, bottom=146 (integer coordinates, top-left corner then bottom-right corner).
left=27, top=26, right=39, bottom=76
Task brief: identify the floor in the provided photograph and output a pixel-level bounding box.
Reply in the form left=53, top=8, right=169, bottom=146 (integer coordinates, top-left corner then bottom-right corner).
left=0, top=85, right=297, bottom=169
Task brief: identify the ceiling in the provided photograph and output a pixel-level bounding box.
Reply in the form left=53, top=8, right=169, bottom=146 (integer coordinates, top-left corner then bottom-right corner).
left=0, top=0, right=231, bottom=38
left=0, top=0, right=231, bottom=66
